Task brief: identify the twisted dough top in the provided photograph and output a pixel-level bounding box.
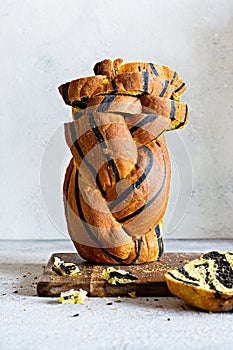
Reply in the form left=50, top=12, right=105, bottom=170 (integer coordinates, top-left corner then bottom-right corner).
left=59, top=58, right=187, bottom=107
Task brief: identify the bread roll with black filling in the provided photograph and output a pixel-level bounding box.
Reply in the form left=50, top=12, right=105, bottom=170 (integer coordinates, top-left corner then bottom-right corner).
left=59, top=58, right=188, bottom=264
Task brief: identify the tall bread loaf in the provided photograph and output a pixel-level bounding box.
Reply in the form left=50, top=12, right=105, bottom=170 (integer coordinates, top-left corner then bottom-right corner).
left=59, top=58, right=188, bottom=264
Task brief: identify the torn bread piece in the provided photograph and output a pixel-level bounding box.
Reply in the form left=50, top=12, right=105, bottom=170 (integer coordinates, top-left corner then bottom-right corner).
left=52, top=257, right=80, bottom=276
left=59, top=289, right=88, bottom=304
left=103, top=267, right=138, bottom=285
left=165, top=251, right=233, bottom=312
left=93, top=58, right=123, bottom=79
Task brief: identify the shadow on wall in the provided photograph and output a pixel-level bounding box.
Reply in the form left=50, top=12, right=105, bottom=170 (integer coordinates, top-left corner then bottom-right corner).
left=166, top=14, right=233, bottom=239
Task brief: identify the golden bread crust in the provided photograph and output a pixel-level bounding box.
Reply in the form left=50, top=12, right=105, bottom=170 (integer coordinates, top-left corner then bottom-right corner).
left=104, top=73, right=174, bottom=98
left=86, top=95, right=142, bottom=115
left=166, top=275, right=233, bottom=312
left=72, top=223, right=164, bottom=265
left=58, top=75, right=108, bottom=106
left=141, top=95, right=188, bottom=130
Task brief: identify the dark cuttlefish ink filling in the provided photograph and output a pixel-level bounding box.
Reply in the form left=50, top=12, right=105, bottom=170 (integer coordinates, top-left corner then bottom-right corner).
left=170, top=100, right=176, bottom=121
left=142, top=72, right=149, bottom=94
left=118, top=150, right=166, bottom=223
left=174, top=82, right=186, bottom=93
left=60, top=264, right=72, bottom=274
left=177, top=267, right=199, bottom=282
left=52, top=266, right=62, bottom=276
left=171, top=251, right=233, bottom=293
left=167, top=272, right=200, bottom=287
left=74, top=169, right=128, bottom=264
left=129, top=114, right=158, bottom=134
left=170, top=71, right=177, bottom=85
left=159, top=80, right=169, bottom=97
left=93, top=62, right=101, bottom=75
left=154, top=224, right=163, bottom=258
left=88, top=112, right=121, bottom=183
left=149, top=63, right=159, bottom=76
left=109, top=146, right=153, bottom=212
left=62, top=82, right=71, bottom=105
left=73, top=111, right=83, bottom=121
left=97, top=95, right=117, bottom=112
left=154, top=224, right=161, bottom=239
left=131, top=239, right=142, bottom=264
left=202, top=251, right=233, bottom=289
left=192, top=262, right=217, bottom=290
left=176, top=105, right=188, bottom=130
left=205, top=268, right=216, bottom=290
left=214, top=292, right=222, bottom=298
left=52, top=263, right=77, bottom=275
left=112, top=78, right=118, bottom=93
left=72, top=96, right=89, bottom=109
left=63, top=159, right=74, bottom=206
left=157, top=236, right=164, bottom=258
left=109, top=271, right=138, bottom=281
left=69, top=123, right=106, bottom=197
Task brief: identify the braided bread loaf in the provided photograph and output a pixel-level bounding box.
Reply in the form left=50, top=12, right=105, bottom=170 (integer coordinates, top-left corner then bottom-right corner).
left=59, top=58, right=188, bottom=264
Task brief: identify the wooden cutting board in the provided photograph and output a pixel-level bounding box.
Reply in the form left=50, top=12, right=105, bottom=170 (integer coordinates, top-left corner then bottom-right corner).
left=37, top=252, right=201, bottom=297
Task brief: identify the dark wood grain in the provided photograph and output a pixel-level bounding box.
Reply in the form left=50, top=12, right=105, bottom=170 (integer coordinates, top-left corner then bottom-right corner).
left=37, top=252, right=201, bottom=297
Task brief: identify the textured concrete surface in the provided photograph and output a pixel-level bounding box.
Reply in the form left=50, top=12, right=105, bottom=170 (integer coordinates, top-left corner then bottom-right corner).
left=1, top=0, right=233, bottom=240
left=1, top=240, right=233, bottom=350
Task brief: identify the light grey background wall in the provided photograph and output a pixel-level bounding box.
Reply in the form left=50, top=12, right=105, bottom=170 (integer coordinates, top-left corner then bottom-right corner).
left=1, top=0, right=233, bottom=239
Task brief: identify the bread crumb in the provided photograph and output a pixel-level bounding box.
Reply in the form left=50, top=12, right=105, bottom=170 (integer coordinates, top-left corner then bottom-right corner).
left=52, top=257, right=80, bottom=276
left=103, top=267, right=138, bottom=285
left=128, top=291, right=136, bottom=298
left=59, top=289, right=87, bottom=304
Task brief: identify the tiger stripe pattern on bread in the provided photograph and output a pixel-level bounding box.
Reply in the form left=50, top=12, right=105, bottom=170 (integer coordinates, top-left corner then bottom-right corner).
left=165, top=251, right=233, bottom=312
left=59, top=58, right=188, bottom=264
